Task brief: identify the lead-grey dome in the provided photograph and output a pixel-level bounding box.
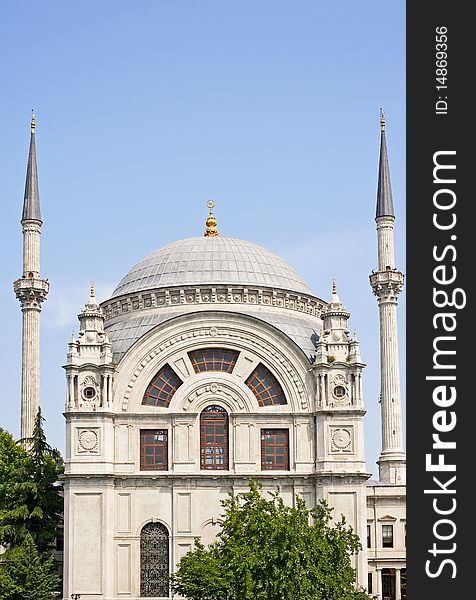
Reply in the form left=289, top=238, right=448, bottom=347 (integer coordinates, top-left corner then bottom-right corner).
left=111, top=236, right=313, bottom=298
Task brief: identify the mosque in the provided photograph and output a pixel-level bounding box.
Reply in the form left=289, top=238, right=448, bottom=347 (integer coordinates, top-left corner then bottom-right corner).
left=14, top=112, right=406, bottom=600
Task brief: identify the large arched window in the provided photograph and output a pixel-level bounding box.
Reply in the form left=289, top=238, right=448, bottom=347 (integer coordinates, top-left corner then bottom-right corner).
left=189, top=348, right=239, bottom=373
left=200, top=405, right=229, bottom=470
left=245, top=363, right=287, bottom=406
left=140, top=522, right=169, bottom=597
left=142, top=364, right=183, bottom=407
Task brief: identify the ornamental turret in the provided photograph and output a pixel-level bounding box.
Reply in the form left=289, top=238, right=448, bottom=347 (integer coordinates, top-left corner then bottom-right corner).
left=64, top=286, right=114, bottom=410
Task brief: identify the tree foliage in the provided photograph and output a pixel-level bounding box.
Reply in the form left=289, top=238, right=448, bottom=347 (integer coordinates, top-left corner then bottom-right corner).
left=171, top=481, right=371, bottom=600
left=0, top=535, right=60, bottom=600
left=0, top=409, right=63, bottom=553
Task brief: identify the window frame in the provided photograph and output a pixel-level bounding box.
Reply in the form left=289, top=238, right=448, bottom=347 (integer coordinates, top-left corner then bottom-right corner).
left=188, top=348, right=240, bottom=374
left=382, top=523, right=394, bottom=548
left=142, top=364, right=183, bottom=407
left=260, top=428, right=290, bottom=471
left=200, top=405, right=229, bottom=470
left=140, top=429, right=169, bottom=471
left=246, top=363, right=287, bottom=407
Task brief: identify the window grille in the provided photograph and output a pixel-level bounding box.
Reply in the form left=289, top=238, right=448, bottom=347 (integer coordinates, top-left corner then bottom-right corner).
left=140, top=430, right=168, bottom=471
left=246, top=364, right=287, bottom=406
left=261, top=429, right=289, bottom=470
left=189, top=348, right=239, bottom=373
left=142, top=364, right=183, bottom=407
left=140, top=522, right=169, bottom=597
left=200, top=405, right=229, bottom=470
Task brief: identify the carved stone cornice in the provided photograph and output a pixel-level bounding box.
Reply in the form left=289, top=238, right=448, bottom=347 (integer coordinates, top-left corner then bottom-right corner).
left=102, top=285, right=326, bottom=322
left=13, top=277, right=49, bottom=310
left=369, top=270, right=404, bottom=302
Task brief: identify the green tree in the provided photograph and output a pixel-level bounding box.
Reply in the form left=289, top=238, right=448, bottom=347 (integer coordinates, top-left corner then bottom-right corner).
left=0, top=535, right=60, bottom=600
left=171, top=481, right=371, bottom=600
left=0, top=409, right=63, bottom=553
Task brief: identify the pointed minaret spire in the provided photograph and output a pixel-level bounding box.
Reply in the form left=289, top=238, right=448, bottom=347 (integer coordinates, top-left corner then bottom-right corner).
left=13, top=114, right=49, bottom=442
left=376, top=109, right=395, bottom=219
left=369, top=111, right=405, bottom=484
left=22, top=111, right=42, bottom=223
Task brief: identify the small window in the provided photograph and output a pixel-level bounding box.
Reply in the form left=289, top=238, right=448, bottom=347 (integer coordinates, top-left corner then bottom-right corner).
left=367, top=524, right=371, bottom=548
left=140, top=430, right=168, bottom=470
left=382, top=524, right=394, bottom=548
left=189, top=348, right=239, bottom=373
left=246, top=364, right=287, bottom=406
left=261, top=429, right=289, bottom=470
left=142, top=364, right=183, bottom=407
left=334, top=385, right=346, bottom=397
left=200, top=406, right=229, bottom=470
left=83, top=386, right=96, bottom=399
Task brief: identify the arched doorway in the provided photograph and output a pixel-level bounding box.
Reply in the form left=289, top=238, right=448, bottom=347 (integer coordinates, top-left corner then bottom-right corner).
left=140, top=522, right=169, bottom=597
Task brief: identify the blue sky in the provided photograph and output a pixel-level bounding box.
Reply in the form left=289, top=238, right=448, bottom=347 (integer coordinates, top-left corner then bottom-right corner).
left=0, top=1, right=405, bottom=476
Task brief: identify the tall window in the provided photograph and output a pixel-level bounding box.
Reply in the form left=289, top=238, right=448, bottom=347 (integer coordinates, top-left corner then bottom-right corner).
left=261, top=429, right=289, bottom=470
left=200, top=406, right=229, bottom=470
left=367, top=524, right=371, bottom=548
left=140, top=522, right=169, bottom=597
left=382, top=524, right=394, bottom=548
left=189, top=348, right=239, bottom=373
left=246, top=363, right=287, bottom=406
left=367, top=572, right=373, bottom=594
left=142, top=364, right=183, bottom=407
left=140, top=430, right=168, bottom=471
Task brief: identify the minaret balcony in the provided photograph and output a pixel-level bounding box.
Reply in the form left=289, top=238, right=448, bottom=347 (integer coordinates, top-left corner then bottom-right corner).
left=369, top=269, right=404, bottom=298
left=13, top=276, right=49, bottom=308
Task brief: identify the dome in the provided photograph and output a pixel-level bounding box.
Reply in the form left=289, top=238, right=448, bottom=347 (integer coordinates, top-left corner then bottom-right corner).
left=111, top=236, right=314, bottom=298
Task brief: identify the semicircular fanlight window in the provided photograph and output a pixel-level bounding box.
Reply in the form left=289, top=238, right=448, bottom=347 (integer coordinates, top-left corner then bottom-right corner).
left=142, top=364, right=183, bottom=407
left=188, top=348, right=239, bottom=373
left=245, top=363, right=287, bottom=406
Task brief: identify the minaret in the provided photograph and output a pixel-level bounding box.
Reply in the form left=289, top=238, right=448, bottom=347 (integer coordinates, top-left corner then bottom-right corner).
left=369, top=110, right=406, bottom=484
left=13, top=113, right=50, bottom=440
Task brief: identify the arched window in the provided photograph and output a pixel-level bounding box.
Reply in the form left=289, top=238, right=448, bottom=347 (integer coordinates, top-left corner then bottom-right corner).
left=189, top=348, right=239, bottom=373
left=200, top=406, right=229, bottom=470
left=142, top=364, right=183, bottom=407
left=140, top=522, right=169, bottom=598
left=245, top=363, right=287, bottom=406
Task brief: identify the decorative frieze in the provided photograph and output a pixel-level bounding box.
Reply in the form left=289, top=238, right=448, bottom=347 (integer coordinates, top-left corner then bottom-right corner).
left=102, top=286, right=326, bottom=321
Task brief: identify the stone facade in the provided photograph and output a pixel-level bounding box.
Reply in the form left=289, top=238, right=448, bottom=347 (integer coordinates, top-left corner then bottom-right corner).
left=63, top=275, right=370, bottom=598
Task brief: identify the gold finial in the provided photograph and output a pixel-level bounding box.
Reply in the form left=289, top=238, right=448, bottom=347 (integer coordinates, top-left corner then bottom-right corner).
left=204, top=200, right=219, bottom=237
left=332, top=279, right=337, bottom=295
left=31, top=110, right=36, bottom=133
left=380, top=108, right=385, bottom=132
left=89, top=282, right=97, bottom=304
